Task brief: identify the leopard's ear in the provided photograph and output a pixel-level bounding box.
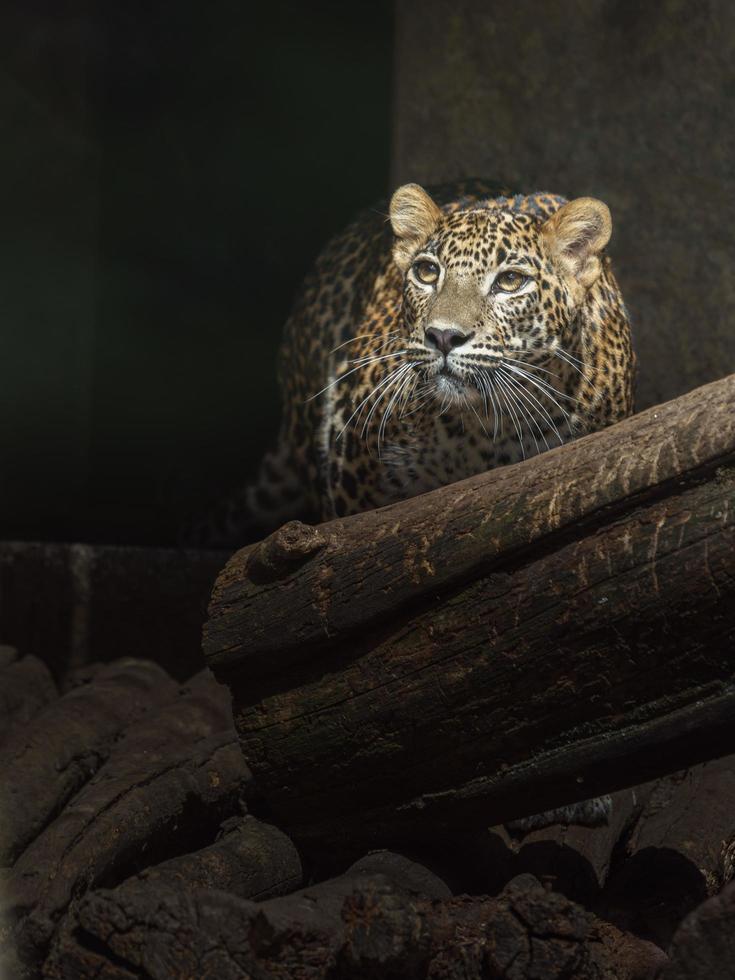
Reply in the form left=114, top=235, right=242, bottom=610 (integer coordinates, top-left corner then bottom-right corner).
left=389, top=183, right=442, bottom=272
left=541, top=198, right=612, bottom=288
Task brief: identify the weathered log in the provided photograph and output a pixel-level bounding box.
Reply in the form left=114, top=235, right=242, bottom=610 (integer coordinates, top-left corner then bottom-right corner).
left=619, top=759, right=735, bottom=895
left=0, top=658, right=178, bottom=866
left=130, top=813, right=302, bottom=902
left=347, top=848, right=452, bottom=899
left=43, top=869, right=664, bottom=980
left=4, top=670, right=252, bottom=968
left=204, top=374, right=735, bottom=849
left=596, top=757, right=735, bottom=949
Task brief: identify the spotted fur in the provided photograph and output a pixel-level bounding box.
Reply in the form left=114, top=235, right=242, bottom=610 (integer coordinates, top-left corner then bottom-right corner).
left=199, top=179, right=634, bottom=547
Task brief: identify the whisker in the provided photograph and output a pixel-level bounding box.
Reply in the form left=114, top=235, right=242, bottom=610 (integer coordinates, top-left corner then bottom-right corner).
left=470, top=369, right=490, bottom=425
left=399, top=369, right=421, bottom=414
left=465, top=378, right=491, bottom=442
left=361, top=363, right=414, bottom=446
left=360, top=364, right=410, bottom=432
left=498, top=368, right=550, bottom=453
left=309, top=347, right=409, bottom=404
left=378, top=367, right=415, bottom=452
left=498, top=370, right=542, bottom=456
left=493, top=371, right=526, bottom=459
left=555, top=345, right=594, bottom=369
left=336, top=364, right=407, bottom=440
left=506, top=370, right=563, bottom=447
left=500, top=354, right=563, bottom=380
left=554, top=348, right=604, bottom=400
left=503, top=363, right=575, bottom=437
left=400, top=383, right=436, bottom=418
left=499, top=365, right=561, bottom=443
left=476, top=368, right=502, bottom=440
left=306, top=363, right=367, bottom=402
left=507, top=364, right=583, bottom=409
left=329, top=330, right=399, bottom=356
left=349, top=349, right=407, bottom=367
left=505, top=362, right=581, bottom=408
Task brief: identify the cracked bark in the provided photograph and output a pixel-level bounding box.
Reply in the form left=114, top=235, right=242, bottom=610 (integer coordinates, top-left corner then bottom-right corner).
left=43, top=868, right=663, bottom=980
left=203, top=374, right=735, bottom=852
left=0, top=658, right=179, bottom=866
left=4, top=670, right=254, bottom=970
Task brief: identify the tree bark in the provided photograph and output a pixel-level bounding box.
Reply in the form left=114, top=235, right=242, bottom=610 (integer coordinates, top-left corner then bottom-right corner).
left=204, top=374, right=735, bottom=851
left=0, top=659, right=178, bottom=865
left=44, top=868, right=664, bottom=980
left=5, top=670, right=253, bottom=968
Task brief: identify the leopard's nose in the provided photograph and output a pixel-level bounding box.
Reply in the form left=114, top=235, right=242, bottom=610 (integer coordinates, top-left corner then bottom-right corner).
left=424, top=325, right=471, bottom=356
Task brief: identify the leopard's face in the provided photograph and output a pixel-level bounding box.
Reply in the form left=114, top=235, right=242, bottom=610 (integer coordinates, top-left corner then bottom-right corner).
left=390, top=185, right=612, bottom=413
left=400, top=210, right=577, bottom=406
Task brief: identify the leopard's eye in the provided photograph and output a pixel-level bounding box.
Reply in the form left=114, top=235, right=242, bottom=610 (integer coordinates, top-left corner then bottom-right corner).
left=493, top=269, right=528, bottom=293
left=413, top=260, right=440, bottom=285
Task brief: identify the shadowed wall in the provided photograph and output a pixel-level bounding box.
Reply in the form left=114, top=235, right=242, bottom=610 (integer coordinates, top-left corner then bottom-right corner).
left=0, top=1, right=392, bottom=545
left=393, top=0, right=735, bottom=411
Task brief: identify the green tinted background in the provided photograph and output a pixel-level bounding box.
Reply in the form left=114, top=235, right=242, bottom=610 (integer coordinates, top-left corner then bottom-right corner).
left=0, top=1, right=392, bottom=545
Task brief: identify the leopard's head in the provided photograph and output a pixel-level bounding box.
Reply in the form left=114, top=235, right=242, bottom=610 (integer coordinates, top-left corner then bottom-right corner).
left=388, top=183, right=612, bottom=407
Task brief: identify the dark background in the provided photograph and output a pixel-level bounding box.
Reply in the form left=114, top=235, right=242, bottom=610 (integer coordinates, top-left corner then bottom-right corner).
left=4, top=0, right=735, bottom=554
left=0, top=1, right=393, bottom=546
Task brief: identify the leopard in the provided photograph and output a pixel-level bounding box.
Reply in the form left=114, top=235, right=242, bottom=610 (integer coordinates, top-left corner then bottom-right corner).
left=193, top=178, right=634, bottom=548
left=194, top=178, right=635, bottom=833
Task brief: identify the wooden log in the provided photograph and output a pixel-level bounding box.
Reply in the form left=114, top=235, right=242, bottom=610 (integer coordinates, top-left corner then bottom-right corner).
left=204, top=374, right=735, bottom=850
left=596, top=757, right=735, bottom=949
left=206, top=373, right=735, bottom=673
left=42, top=870, right=665, bottom=980
left=129, top=813, right=302, bottom=902
left=619, top=759, right=735, bottom=895
left=346, top=849, right=452, bottom=899
left=5, top=670, right=252, bottom=968
left=0, top=658, right=178, bottom=866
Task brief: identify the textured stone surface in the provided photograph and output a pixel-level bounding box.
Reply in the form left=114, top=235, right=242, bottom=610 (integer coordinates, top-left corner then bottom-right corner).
left=393, top=0, right=735, bottom=410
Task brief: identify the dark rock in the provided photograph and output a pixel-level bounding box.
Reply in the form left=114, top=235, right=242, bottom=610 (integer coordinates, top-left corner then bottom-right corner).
left=662, top=882, right=735, bottom=980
